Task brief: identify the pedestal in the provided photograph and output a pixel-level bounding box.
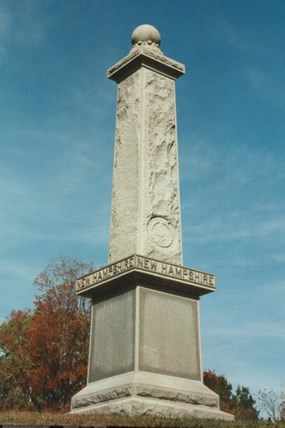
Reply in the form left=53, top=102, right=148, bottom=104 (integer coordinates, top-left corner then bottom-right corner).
left=71, top=255, right=233, bottom=420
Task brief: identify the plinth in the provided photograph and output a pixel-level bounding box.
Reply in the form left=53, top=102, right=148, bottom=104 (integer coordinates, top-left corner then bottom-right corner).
left=71, top=255, right=233, bottom=420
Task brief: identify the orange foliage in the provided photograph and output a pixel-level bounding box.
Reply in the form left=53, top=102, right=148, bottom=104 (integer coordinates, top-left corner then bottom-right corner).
left=203, top=370, right=259, bottom=421
left=0, top=257, right=92, bottom=411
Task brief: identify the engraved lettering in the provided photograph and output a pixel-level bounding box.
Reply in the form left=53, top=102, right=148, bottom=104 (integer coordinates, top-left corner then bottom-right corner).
left=76, top=255, right=215, bottom=293
left=161, top=263, right=167, bottom=274
left=144, top=258, right=150, bottom=270
left=137, top=256, right=144, bottom=268
left=124, top=256, right=134, bottom=269
left=175, top=267, right=182, bottom=278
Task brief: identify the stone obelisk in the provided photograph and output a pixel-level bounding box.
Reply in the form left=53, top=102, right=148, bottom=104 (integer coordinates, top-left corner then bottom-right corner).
left=108, top=25, right=183, bottom=266
left=71, top=25, right=233, bottom=420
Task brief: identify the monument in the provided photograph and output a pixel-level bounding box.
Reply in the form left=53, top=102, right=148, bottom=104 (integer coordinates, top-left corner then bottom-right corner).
left=71, top=24, right=234, bottom=420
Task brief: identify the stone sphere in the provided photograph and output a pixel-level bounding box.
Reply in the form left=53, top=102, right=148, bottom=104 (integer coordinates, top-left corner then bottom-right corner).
left=131, top=24, right=161, bottom=46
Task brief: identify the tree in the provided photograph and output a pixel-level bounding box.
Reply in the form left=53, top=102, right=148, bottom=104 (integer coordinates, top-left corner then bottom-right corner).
left=0, top=310, right=33, bottom=409
left=234, top=385, right=259, bottom=421
left=203, top=369, right=232, bottom=404
left=258, top=388, right=285, bottom=422
left=29, top=257, right=93, bottom=410
left=33, top=256, right=91, bottom=316
left=281, top=401, right=285, bottom=422
left=0, top=257, right=93, bottom=411
left=203, top=370, right=259, bottom=421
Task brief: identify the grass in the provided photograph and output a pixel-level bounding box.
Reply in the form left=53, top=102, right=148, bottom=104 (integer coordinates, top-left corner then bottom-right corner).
left=0, top=412, right=285, bottom=427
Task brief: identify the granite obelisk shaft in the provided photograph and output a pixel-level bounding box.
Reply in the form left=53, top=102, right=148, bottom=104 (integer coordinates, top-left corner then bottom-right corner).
left=108, top=38, right=184, bottom=265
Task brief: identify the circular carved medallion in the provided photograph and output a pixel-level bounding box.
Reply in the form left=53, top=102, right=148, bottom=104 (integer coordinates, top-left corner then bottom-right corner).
left=148, top=217, right=175, bottom=249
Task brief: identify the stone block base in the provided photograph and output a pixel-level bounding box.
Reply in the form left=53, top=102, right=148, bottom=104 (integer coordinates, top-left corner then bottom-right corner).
left=71, top=396, right=234, bottom=421
left=71, top=372, right=234, bottom=421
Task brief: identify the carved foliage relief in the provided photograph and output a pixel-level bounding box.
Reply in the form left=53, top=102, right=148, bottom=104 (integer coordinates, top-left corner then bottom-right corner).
left=143, top=70, right=182, bottom=264
left=109, top=72, right=141, bottom=262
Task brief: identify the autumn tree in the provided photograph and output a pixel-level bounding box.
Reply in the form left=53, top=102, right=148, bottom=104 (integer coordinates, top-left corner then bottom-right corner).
left=0, top=309, right=33, bottom=409
left=203, top=369, right=232, bottom=404
left=28, top=257, right=93, bottom=410
left=203, top=369, right=259, bottom=421
left=0, top=257, right=93, bottom=411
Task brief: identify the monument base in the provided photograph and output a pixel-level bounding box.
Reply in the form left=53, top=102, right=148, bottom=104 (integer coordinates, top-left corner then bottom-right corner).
left=71, top=371, right=234, bottom=421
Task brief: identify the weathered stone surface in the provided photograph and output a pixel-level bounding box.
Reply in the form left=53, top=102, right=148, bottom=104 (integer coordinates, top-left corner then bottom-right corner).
left=143, top=70, right=181, bottom=262
left=72, top=384, right=132, bottom=409
left=139, top=287, right=201, bottom=380
left=131, top=24, right=161, bottom=47
left=107, top=42, right=185, bottom=82
left=72, top=396, right=234, bottom=421
left=72, top=371, right=220, bottom=410
left=134, top=385, right=218, bottom=407
left=88, top=289, right=135, bottom=382
left=86, top=285, right=203, bottom=384
left=76, top=254, right=216, bottom=298
left=109, top=66, right=182, bottom=265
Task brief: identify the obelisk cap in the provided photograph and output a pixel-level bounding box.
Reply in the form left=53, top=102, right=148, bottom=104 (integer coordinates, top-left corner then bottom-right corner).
left=108, top=24, right=184, bottom=83
left=131, top=24, right=161, bottom=46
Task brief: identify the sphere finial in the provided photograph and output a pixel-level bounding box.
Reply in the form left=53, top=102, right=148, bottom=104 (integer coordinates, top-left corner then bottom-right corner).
left=131, top=24, right=161, bottom=46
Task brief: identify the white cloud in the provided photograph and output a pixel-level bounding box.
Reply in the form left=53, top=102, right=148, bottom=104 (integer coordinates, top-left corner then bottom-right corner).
left=212, top=10, right=279, bottom=61
left=270, top=253, right=285, bottom=263
left=0, top=2, right=47, bottom=66
left=207, top=321, right=285, bottom=340
left=208, top=12, right=285, bottom=115
left=245, top=68, right=267, bottom=90
left=12, top=1, right=46, bottom=49
left=180, top=133, right=284, bottom=267
left=182, top=133, right=277, bottom=186
left=185, top=210, right=285, bottom=244
left=243, top=66, right=285, bottom=112
left=66, top=80, right=114, bottom=118
left=0, top=258, right=36, bottom=282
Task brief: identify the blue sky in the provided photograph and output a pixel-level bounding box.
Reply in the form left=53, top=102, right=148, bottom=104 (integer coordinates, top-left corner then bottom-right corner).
left=0, top=0, right=284, bottom=399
